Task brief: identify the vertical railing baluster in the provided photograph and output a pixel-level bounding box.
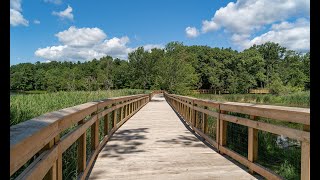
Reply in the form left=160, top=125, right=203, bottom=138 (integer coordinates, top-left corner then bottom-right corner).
left=91, top=113, right=99, bottom=151
left=120, top=102, right=124, bottom=121
left=219, top=110, right=228, bottom=154
left=104, top=112, right=109, bottom=136
left=43, top=139, right=55, bottom=180
left=203, top=106, right=208, bottom=134
left=248, top=115, right=258, bottom=174
left=113, top=106, right=117, bottom=129
left=77, top=119, right=86, bottom=174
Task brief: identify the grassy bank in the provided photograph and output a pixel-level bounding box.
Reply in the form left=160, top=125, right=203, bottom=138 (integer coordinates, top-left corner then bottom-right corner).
left=189, top=91, right=309, bottom=108
left=10, top=89, right=150, bottom=126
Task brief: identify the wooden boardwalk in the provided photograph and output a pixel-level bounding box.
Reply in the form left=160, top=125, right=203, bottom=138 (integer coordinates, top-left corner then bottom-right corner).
left=88, top=94, right=257, bottom=179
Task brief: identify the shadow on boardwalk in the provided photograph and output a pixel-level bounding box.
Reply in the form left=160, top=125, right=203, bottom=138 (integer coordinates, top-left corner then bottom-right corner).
left=99, top=128, right=149, bottom=160
left=168, top=103, right=265, bottom=180
left=156, top=134, right=207, bottom=148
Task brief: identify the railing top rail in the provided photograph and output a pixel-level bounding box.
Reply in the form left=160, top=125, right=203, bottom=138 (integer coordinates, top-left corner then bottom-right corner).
left=165, top=92, right=309, bottom=125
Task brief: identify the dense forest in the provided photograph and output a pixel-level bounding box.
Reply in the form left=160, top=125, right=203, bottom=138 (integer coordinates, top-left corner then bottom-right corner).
left=10, top=41, right=310, bottom=95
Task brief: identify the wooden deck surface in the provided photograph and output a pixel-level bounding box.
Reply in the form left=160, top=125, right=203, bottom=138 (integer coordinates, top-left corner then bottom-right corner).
left=88, top=94, right=258, bottom=180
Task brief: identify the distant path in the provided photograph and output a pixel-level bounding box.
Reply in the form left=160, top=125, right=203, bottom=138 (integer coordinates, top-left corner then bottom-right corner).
left=89, top=94, right=257, bottom=179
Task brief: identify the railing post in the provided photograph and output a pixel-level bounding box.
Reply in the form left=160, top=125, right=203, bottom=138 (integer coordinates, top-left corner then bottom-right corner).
left=183, top=101, right=186, bottom=118
left=55, top=135, right=62, bottom=180
left=77, top=119, right=86, bottom=174
left=43, top=139, right=57, bottom=180
left=189, top=103, right=192, bottom=123
left=91, top=114, right=99, bottom=150
left=186, top=102, right=189, bottom=122
left=120, top=103, right=124, bottom=121
left=123, top=101, right=127, bottom=118
left=113, top=107, right=117, bottom=129
left=248, top=115, right=258, bottom=174
left=203, top=106, right=208, bottom=134
left=301, top=125, right=310, bottom=180
left=104, top=112, right=109, bottom=136
left=219, top=110, right=228, bottom=154
left=192, top=100, right=196, bottom=130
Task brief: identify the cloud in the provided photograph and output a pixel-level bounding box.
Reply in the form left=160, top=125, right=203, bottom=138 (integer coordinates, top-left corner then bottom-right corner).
left=243, top=18, right=310, bottom=51
left=33, top=19, right=41, bottom=24
left=201, top=0, right=309, bottom=35
left=194, top=0, right=309, bottom=52
left=143, top=44, right=164, bottom=52
left=97, top=36, right=133, bottom=59
left=52, top=5, right=74, bottom=20
left=55, top=26, right=106, bottom=47
left=11, top=0, right=22, bottom=11
left=10, top=0, right=29, bottom=26
left=201, top=20, right=219, bottom=33
left=35, top=26, right=163, bottom=61
left=185, top=27, right=200, bottom=38
left=42, top=60, right=52, bottom=63
left=44, top=0, right=62, bottom=5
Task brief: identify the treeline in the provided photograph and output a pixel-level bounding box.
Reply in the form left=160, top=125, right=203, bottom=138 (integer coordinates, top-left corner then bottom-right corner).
left=10, top=41, right=309, bottom=94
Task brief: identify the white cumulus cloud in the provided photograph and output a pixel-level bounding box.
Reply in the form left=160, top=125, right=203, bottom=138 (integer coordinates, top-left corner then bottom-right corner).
left=52, top=5, right=74, bottom=20
left=244, top=18, right=310, bottom=52
left=35, top=26, right=163, bottom=61
left=55, top=26, right=106, bottom=47
left=185, top=27, right=200, bottom=38
left=201, top=0, right=309, bottom=35
left=10, top=0, right=29, bottom=26
left=194, top=0, right=309, bottom=52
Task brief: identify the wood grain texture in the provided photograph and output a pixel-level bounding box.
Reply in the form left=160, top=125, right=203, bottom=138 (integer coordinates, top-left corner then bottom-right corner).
left=89, top=94, right=257, bottom=180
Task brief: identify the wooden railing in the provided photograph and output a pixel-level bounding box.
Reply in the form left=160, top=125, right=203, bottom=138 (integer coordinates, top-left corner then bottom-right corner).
left=249, top=88, right=270, bottom=94
left=192, top=89, right=230, bottom=94
left=10, top=93, right=154, bottom=180
left=164, top=92, right=310, bottom=180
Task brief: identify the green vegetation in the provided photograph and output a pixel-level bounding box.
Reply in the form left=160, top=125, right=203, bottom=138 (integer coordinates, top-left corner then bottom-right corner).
left=190, top=91, right=310, bottom=108
left=10, top=89, right=150, bottom=126
left=10, top=42, right=309, bottom=95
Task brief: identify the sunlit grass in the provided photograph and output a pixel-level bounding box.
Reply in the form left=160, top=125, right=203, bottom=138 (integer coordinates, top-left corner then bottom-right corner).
left=189, top=91, right=309, bottom=108
left=10, top=89, right=150, bottom=126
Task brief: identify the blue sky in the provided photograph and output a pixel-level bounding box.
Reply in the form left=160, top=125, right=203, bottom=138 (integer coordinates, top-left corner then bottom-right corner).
left=10, top=0, right=310, bottom=65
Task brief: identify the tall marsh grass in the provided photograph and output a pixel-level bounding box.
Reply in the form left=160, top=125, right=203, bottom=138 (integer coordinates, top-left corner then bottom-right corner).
left=190, top=91, right=309, bottom=108
left=10, top=89, right=150, bottom=126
